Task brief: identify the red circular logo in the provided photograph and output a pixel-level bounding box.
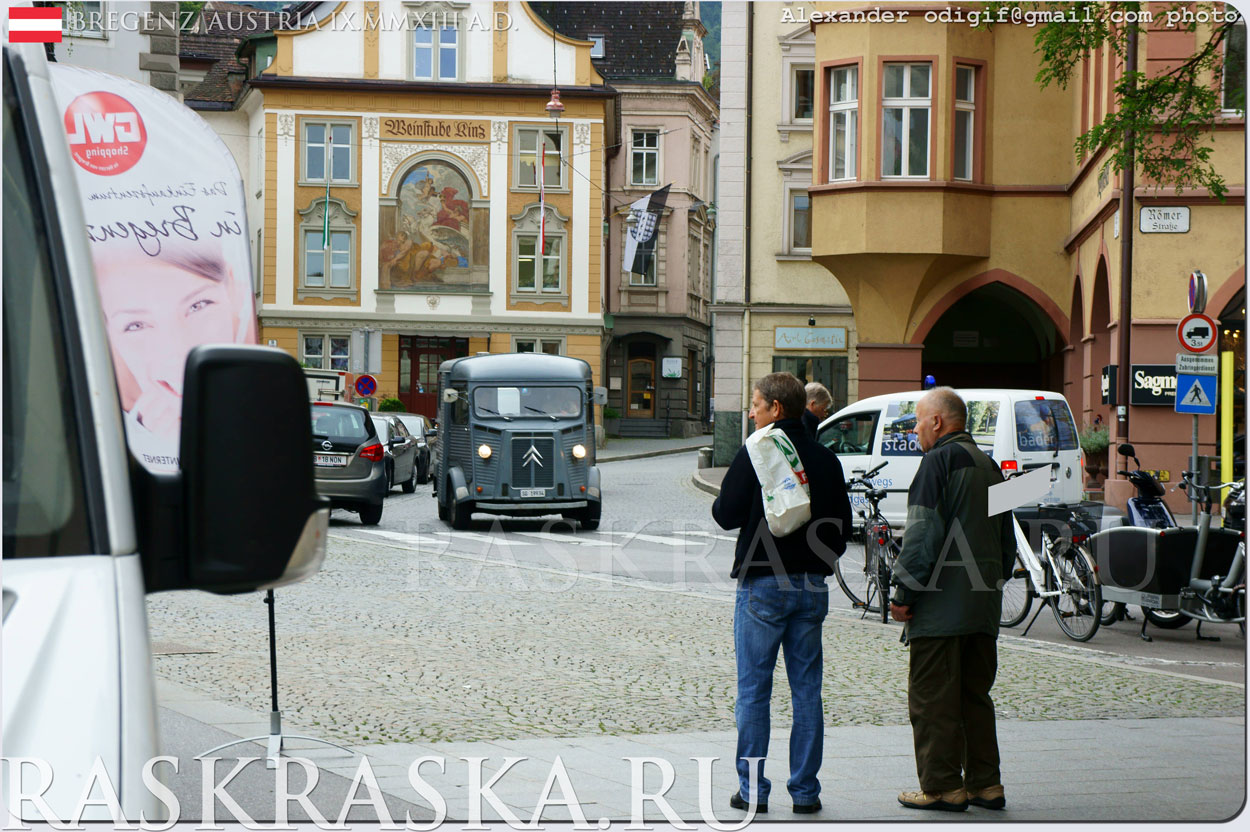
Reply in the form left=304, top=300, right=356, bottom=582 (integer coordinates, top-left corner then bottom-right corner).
left=63, top=91, right=147, bottom=176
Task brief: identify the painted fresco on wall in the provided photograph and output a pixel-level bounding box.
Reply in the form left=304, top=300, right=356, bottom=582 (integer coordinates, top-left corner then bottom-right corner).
left=379, top=160, right=487, bottom=289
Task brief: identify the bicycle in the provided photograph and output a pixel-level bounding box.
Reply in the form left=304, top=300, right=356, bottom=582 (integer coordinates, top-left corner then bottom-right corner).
left=835, top=461, right=899, bottom=623
left=999, top=498, right=1103, bottom=642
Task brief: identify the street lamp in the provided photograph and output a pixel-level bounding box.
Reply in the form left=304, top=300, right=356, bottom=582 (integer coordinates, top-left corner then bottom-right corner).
left=545, top=88, right=564, bottom=119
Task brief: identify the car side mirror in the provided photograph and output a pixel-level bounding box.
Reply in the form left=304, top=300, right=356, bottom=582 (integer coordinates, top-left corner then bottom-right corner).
left=140, top=345, right=328, bottom=594
left=390, top=436, right=404, bottom=446
left=427, top=427, right=438, bottom=439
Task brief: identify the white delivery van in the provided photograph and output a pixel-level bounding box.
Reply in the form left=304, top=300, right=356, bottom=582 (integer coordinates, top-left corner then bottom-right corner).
left=817, top=389, right=1084, bottom=528
left=2, top=43, right=328, bottom=823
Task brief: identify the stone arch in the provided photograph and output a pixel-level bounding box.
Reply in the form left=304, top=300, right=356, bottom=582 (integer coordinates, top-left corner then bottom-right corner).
left=910, top=268, right=1070, bottom=346
left=1067, top=274, right=1085, bottom=420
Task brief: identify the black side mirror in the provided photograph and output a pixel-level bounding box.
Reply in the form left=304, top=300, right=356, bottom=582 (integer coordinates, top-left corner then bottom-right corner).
left=1117, top=443, right=1136, bottom=457
left=178, top=345, right=327, bottom=594
left=390, top=436, right=404, bottom=446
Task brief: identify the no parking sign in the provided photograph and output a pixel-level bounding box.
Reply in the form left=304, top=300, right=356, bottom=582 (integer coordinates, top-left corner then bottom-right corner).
left=354, top=374, right=377, bottom=397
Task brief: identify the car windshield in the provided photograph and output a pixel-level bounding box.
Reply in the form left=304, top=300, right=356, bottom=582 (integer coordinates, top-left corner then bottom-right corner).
left=395, top=415, right=425, bottom=437
left=310, top=405, right=370, bottom=440
left=473, top=386, right=582, bottom=419
left=1015, top=399, right=1078, bottom=452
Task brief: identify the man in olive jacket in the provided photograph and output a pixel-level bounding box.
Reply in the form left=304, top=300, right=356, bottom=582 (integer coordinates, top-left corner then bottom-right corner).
left=889, top=388, right=1016, bottom=813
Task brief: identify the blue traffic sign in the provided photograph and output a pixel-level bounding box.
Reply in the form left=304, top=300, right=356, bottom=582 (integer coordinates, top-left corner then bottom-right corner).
left=1174, top=373, right=1217, bottom=415
left=354, top=374, right=377, bottom=397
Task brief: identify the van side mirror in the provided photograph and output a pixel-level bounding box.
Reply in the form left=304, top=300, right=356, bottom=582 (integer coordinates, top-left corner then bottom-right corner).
left=442, top=389, right=459, bottom=403
left=592, top=386, right=608, bottom=406
left=139, top=345, right=328, bottom=594
left=1117, top=443, right=1136, bottom=457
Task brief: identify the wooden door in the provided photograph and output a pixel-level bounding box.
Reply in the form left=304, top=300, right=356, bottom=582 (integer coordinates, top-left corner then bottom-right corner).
left=627, top=358, right=655, bottom=418
left=399, top=337, right=462, bottom=419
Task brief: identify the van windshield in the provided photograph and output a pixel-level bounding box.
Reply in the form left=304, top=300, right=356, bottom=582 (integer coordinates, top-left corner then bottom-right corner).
left=474, top=386, right=582, bottom=419
left=1014, top=400, right=1078, bottom=452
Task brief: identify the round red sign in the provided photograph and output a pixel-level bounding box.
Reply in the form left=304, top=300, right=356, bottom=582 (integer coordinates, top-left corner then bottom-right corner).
left=63, top=91, right=147, bottom=176
left=1177, top=312, right=1217, bottom=353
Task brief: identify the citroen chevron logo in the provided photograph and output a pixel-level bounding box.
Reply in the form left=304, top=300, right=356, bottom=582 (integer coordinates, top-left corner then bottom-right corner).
left=522, top=444, right=543, bottom=468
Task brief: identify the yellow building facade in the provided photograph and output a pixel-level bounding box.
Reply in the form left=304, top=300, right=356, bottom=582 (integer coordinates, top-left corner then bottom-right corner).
left=243, top=1, right=609, bottom=419
left=806, top=3, right=1244, bottom=508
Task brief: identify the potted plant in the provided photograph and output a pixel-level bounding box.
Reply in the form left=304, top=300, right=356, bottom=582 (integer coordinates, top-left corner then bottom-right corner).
left=1079, top=422, right=1110, bottom=481
left=602, top=406, right=621, bottom=436
left=378, top=397, right=405, bottom=412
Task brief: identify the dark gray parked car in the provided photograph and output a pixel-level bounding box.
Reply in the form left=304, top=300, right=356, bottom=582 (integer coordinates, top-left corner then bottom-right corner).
left=310, top=401, right=387, bottom=525
left=371, top=414, right=419, bottom=493
left=391, top=412, right=432, bottom=484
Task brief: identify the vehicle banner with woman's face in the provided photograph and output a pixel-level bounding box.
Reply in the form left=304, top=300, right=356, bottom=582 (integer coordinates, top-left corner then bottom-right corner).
left=48, top=64, right=257, bottom=473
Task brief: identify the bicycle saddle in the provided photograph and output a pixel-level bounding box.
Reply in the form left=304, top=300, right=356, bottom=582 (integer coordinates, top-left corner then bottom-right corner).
left=865, top=487, right=887, bottom=501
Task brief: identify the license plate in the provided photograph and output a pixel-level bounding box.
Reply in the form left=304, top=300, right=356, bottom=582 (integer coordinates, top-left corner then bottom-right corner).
left=519, top=488, right=546, bottom=498
left=314, top=454, right=347, bottom=467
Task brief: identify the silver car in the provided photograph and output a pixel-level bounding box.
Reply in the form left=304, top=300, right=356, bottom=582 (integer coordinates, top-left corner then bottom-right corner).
left=310, top=401, right=387, bottom=525
left=371, top=414, right=420, bottom=493
left=391, top=412, right=432, bottom=484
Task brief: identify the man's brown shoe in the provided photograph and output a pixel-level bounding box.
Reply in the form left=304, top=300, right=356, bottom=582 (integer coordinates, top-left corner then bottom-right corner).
left=897, top=788, right=969, bottom=812
left=967, top=785, right=1006, bottom=810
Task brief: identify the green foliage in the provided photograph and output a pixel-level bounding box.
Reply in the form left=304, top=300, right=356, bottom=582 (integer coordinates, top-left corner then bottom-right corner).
left=378, top=397, right=405, bottom=412
left=602, top=406, right=621, bottom=419
left=983, top=1, right=1244, bottom=198
left=1079, top=422, right=1111, bottom=454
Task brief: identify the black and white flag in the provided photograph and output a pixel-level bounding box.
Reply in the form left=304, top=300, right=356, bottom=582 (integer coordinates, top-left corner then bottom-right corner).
left=622, top=185, right=670, bottom=276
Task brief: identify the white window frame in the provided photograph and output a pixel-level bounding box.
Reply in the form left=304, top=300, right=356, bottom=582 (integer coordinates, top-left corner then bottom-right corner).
left=630, top=128, right=661, bottom=188
left=63, top=0, right=105, bottom=38
left=588, top=34, right=605, bottom=59
left=411, top=16, right=461, bottom=81
left=301, top=333, right=351, bottom=371
left=514, top=233, right=565, bottom=295
left=881, top=62, right=931, bottom=179
left=297, top=197, right=358, bottom=299
left=828, top=65, right=858, bottom=182
left=628, top=255, right=657, bottom=287
left=514, top=336, right=565, bottom=355
left=513, top=125, right=568, bottom=191
left=1222, top=18, right=1247, bottom=115
left=776, top=25, right=815, bottom=140
left=953, top=65, right=975, bottom=181
left=301, top=120, right=356, bottom=186
left=791, top=64, right=815, bottom=123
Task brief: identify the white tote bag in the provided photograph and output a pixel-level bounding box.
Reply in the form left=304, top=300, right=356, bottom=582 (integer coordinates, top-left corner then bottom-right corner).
left=745, top=424, right=812, bottom=537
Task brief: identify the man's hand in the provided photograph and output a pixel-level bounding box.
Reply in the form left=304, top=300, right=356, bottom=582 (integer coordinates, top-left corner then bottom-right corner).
left=890, top=602, right=913, bottom=622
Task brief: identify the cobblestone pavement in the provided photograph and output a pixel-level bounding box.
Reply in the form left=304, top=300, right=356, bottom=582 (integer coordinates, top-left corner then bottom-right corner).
left=148, top=533, right=1244, bottom=748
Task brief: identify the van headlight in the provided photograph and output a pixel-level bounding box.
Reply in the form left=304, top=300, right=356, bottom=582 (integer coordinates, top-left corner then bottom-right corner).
left=572, top=443, right=587, bottom=459
left=477, top=444, right=492, bottom=459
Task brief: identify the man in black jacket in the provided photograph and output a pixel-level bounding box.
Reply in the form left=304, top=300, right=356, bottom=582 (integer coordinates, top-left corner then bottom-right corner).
left=713, top=372, right=853, bottom=815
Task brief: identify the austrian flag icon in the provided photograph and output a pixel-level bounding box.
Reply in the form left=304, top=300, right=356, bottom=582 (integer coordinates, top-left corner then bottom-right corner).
left=8, top=7, right=62, bottom=43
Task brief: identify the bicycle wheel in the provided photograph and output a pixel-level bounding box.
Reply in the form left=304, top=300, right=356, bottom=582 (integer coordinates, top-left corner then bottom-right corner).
left=834, top=540, right=875, bottom=612
left=1047, top=543, right=1101, bottom=642
left=1142, top=608, right=1192, bottom=629
left=1000, top=552, right=1033, bottom=628
left=1099, top=601, right=1126, bottom=626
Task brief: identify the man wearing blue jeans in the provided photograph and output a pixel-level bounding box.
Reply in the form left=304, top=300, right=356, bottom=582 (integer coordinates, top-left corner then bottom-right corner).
left=713, top=372, right=853, bottom=814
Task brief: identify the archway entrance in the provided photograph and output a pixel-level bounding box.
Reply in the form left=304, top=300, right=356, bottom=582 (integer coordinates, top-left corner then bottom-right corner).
left=920, top=283, right=1065, bottom=390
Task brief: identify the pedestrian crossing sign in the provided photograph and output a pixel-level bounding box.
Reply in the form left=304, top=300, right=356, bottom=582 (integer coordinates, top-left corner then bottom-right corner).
left=1174, top=373, right=1218, bottom=415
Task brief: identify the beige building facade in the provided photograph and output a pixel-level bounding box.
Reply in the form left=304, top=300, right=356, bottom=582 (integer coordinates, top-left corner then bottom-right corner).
left=805, top=2, right=1244, bottom=510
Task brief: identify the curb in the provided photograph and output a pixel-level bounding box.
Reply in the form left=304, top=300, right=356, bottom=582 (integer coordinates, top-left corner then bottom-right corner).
left=598, top=444, right=711, bottom=464
left=691, top=469, right=722, bottom=497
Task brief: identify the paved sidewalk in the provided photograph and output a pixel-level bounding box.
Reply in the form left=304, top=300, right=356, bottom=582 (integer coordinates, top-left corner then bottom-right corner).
left=599, top=435, right=711, bottom=462
left=693, top=466, right=727, bottom=496
left=158, top=681, right=1245, bottom=823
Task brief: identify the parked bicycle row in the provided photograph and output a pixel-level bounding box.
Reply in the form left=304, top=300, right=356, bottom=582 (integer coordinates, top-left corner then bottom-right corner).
left=835, top=447, right=1245, bottom=645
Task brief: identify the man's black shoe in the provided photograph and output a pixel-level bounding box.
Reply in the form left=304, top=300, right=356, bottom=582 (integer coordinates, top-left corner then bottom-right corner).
left=729, top=793, right=767, bottom=813
left=792, top=800, right=822, bottom=814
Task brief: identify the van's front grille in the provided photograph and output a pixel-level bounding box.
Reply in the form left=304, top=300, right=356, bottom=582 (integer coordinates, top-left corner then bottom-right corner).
left=511, top=436, right=555, bottom=487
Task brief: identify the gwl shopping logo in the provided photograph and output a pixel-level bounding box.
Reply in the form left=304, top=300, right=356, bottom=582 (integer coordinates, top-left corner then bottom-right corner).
left=7, top=7, right=62, bottom=43
left=62, top=91, right=147, bottom=175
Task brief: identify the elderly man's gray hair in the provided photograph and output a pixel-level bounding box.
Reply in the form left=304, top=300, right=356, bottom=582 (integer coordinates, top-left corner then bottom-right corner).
left=805, top=381, right=832, bottom=408
left=921, top=386, right=967, bottom=427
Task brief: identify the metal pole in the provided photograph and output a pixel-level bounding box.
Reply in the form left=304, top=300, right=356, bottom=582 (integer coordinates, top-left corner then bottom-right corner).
left=1116, top=24, right=1139, bottom=447
left=1192, top=415, right=1200, bottom=525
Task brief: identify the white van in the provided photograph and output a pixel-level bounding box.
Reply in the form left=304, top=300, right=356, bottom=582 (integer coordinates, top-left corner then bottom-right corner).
left=817, top=389, right=1085, bottom=528
left=3, top=43, right=327, bottom=823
